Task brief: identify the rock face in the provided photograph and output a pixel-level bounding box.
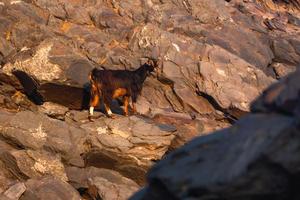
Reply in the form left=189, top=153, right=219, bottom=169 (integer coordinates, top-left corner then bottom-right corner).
left=130, top=68, right=300, bottom=200
left=0, top=0, right=299, bottom=200
left=1, top=0, right=299, bottom=117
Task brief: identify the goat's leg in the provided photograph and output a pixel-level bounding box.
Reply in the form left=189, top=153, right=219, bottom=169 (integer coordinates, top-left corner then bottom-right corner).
left=89, top=89, right=100, bottom=116
left=89, top=87, right=100, bottom=120
left=132, top=102, right=137, bottom=114
left=103, top=96, right=114, bottom=118
left=123, top=96, right=129, bottom=116
left=131, top=95, right=137, bottom=114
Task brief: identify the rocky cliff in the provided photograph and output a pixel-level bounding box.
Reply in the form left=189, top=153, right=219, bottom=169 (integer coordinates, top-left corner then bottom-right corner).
left=0, top=0, right=299, bottom=199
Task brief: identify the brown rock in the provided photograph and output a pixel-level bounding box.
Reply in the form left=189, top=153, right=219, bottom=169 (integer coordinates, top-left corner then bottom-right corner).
left=67, top=166, right=139, bottom=200
left=21, top=176, right=81, bottom=200
left=3, top=182, right=26, bottom=200
left=272, top=38, right=300, bottom=65
left=0, top=150, right=68, bottom=182
left=0, top=110, right=86, bottom=162
left=81, top=115, right=176, bottom=184
left=251, top=67, right=300, bottom=117
left=38, top=102, right=69, bottom=120
left=152, top=113, right=205, bottom=150
left=88, top=176, right=139, bottom=200
left=271, top=62, right=297, bottom=78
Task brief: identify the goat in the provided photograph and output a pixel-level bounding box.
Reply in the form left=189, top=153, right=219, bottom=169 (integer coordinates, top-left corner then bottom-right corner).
left=88, top=59, right=158, bottom=119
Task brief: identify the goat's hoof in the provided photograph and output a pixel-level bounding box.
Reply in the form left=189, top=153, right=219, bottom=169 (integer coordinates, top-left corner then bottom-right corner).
left=88, top=115, right=96, bottom=122
left=108, top=114, right=116, bottom=119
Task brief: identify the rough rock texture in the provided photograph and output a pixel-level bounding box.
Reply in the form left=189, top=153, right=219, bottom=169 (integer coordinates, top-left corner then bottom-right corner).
left=0, top=0, right=299, bottom=199
left=130, top=68, right=300, bottom=200
left=0, top=109, right=175, bottom=183
left=81, top=115, right=176, bottom=184
left=21, top=176, right=82, bottom=200
left=3, top=182, right=26, bottom=200
left=67, top=166, right=139, bottom=200
left=251, top=68, right=300, bottom=116
left=1, top=0, right=298, bottom=116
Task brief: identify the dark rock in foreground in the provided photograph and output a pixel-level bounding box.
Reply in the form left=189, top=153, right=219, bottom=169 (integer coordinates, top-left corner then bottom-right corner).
left=130, top=69, right=300, bottom=200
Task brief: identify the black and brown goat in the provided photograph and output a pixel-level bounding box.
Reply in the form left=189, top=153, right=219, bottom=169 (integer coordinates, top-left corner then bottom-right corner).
left=88, top=59, right=158, bottom=119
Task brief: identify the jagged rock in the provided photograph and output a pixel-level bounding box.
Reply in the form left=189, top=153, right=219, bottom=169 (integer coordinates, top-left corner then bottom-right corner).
left=67, top=166, right=139, bottom=200
left=251, top=67, right=300, bottom=117
left=0, top=106, right=179, bottom=184
left=0, top=140, right=17, bottom=192
left=20, top=176, right=81, bottom=200
left=272, top=38, right=300, bottom=65
left=130, top=69, right=300, bottom=200
left=81, top=115, right=176, bottom=184
left=0, top=110, right=86, bottom=162
left=0, top=37, right=14, bottom=64
left=197, top=44, right=275, bottom=112
left=87, top=176, right=138, bottom=200
left=38, top=102, right=69, bottom=120
left=151, top=113, right=205, bottom=150
left=0, top=150, right=68, bottom=182
left=270, top=62, right=297, bottom=78
left=288, top=13, right=300, bottom=26
left=2, top=39, right=92, bottom=85
left=2, top=39, right=93, bottom=109
left=0, top=163, right=14, bottom=193
left=130, top=23, right=275, bottom=113
left=0, top=195, right=13, bottom=200
left=0, top=108, right=178, bottom=186
left=65, top=110, right=103, bottom=124
left=3, top=182, right=26, bottom=200
left=186, top=0, right=230, bottom=24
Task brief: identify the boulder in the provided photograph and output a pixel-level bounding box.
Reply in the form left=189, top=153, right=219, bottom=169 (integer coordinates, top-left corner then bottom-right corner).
left=270, top=62, right=297, bottom=78
left=0, top=150, right=68, bottom=182
left=20, top=176, right=81, bottom=200
left=38, top=102, right=69, bottom=120
left=130, top=23, right=275, bottom=113
left=3, top=182, right=26, bottom=200
left=151, top=113, right=205, bottom=150
left=0, top=110, right=86, bottom=162
left=67, top=166, right=139, bottom=200
left=81, top=115, right=176, bottom=185
left=251, top=66, right=300, bottom=117
left=2, top=39, right=93, bottom=109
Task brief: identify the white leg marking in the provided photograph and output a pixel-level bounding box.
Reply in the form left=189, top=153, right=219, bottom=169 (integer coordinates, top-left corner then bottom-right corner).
left=107, top=109, right=113, bottom=116
left=89, top=107, right=94, bottom=115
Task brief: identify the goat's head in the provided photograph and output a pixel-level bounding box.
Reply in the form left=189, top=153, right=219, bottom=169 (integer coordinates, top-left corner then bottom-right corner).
left=145, top=58, right=160, bottom=75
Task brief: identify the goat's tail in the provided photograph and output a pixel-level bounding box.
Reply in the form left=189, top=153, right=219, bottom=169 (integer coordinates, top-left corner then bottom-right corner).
left=89, top=68, right=100, bottom=84
left=89, top=68, right=102, bottom=95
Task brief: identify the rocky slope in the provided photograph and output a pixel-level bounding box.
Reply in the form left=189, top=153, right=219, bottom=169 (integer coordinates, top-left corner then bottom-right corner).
left=0, top=0, right=299, bottom=199
left=131, top=67, right=300, bottom=200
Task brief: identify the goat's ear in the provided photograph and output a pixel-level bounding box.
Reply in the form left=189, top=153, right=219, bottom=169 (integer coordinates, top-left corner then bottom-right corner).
left=154, top=59, right=162, bottom=68
left=146, top=59, right=154, bottom=65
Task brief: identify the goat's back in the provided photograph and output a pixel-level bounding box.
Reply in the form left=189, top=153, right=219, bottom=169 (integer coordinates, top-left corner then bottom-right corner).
left=90, top=68, right=138, bottom=90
